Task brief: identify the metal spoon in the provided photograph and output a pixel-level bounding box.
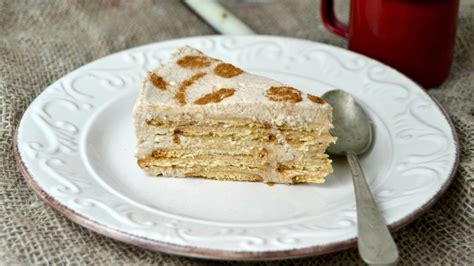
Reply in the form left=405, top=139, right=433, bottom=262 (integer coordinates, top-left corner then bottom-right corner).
left=322, top=90, right=399, bottom=265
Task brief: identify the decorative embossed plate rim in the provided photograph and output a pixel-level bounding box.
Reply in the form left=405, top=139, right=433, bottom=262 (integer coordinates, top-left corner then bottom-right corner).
left=15, top=36, right=459, bottom=260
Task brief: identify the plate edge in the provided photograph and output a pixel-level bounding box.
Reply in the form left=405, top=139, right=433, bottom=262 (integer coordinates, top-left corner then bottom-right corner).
left=12, top=35, right=460, bottom=261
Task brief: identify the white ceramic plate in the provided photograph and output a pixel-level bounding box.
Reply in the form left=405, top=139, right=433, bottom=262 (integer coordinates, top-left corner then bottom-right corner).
left=15, top=36, right=458, bottom=260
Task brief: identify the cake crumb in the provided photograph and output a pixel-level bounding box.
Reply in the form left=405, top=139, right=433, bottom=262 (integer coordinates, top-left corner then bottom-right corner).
left=173, top=134, right=180, bottom=144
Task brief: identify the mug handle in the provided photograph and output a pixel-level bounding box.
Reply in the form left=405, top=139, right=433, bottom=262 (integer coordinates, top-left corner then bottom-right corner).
left=321, top=0, right=349, bottom=38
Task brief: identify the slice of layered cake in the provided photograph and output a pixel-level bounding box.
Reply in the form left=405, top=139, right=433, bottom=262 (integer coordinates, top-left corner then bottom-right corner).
left=133, top=46, right=336, bottom=184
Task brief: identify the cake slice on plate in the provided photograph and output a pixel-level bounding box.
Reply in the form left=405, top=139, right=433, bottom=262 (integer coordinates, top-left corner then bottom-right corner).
left=133, top=46, right=336, bottom=184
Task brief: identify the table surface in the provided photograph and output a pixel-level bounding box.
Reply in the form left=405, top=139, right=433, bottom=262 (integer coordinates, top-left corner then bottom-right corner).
left=1, top=0, right=472, bottom=264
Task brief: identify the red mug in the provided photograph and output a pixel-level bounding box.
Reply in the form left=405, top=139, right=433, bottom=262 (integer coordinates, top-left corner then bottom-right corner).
left=321, top=0, right=459, bottom=88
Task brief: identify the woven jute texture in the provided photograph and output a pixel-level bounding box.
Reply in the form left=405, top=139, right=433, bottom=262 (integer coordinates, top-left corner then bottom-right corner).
left=1, top=0, right=473, bottom=264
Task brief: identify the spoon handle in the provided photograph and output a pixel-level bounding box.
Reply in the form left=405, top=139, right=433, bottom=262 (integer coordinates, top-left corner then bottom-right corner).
left=346, top=151, right=399, bottom=265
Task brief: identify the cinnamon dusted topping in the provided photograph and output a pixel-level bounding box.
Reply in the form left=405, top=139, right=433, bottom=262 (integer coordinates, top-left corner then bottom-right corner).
left=214, top=63, right=243, bottom=78
left=308, top=94, right=326, bottom=104
left=175, top=72, right=206, bottom=105
left=194, top=88, right=236, bottom=105
left=175, top=92, right=186, bottom=106
left=265, top=86, right=302, bottom=103
left=177, top=56, right=211, bottom=69
left=148, top=72, right=166, bottom=90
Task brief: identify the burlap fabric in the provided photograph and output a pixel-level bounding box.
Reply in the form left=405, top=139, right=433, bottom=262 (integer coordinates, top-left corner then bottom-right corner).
left=1, top=0, right=472, bottom=264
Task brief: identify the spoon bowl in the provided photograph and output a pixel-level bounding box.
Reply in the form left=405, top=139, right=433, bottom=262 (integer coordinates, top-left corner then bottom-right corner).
left=323, top=90, right=373, bottom=156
